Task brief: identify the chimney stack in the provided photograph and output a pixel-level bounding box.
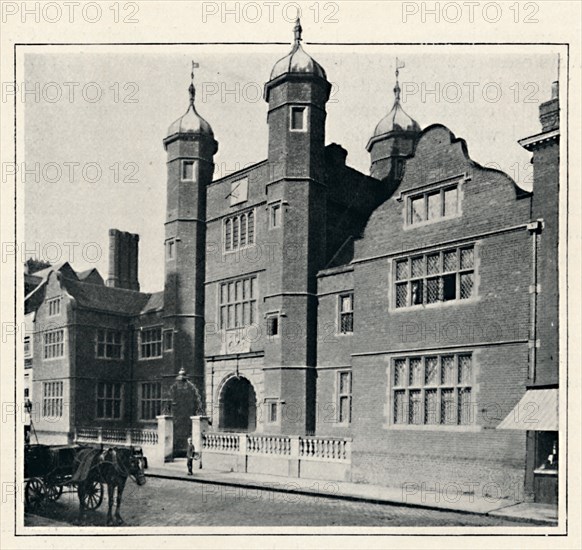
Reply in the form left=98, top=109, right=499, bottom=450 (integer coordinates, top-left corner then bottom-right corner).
left=539, top=81, right=559, bottom=132
left=325, top=143, right=348, bottom=168
left=106, top=229, right=140, bottom=291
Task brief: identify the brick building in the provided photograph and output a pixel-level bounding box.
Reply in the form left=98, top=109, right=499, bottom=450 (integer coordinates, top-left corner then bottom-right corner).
left=25, top=21, right=559, bottom=503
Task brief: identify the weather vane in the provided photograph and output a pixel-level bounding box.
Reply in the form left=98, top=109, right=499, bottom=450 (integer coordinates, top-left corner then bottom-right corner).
left=294, top=17, right=302, bottom=44
left=189, top=61, right=199, bottom=104
left=191, top=61, right=199, bottom=82
left=395, top=57, right=405, bottom=80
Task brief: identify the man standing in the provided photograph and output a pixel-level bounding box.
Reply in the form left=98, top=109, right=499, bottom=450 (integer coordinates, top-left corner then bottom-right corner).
left=186, top=437, right=195, bottom=475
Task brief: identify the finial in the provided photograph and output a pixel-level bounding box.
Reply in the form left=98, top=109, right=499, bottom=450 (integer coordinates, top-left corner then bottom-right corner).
left=293, top=17, right=302, bottom=44
left=189, top=61, right=199, bottom=104
left=394, top=57, right=405, bottom=102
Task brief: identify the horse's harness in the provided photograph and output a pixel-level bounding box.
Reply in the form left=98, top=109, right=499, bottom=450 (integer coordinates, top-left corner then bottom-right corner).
left=99, top=448, right=141, bottom=482
left=75, top=447, right=141, bottom=484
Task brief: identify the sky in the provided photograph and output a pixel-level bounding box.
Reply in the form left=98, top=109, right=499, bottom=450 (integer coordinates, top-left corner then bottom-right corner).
left=23, top=43, right=560, bottom=292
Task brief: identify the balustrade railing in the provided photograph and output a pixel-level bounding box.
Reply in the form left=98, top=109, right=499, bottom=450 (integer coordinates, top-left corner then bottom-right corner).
left=102, top=428, right=127, bottom=443
left=75, top=426, right=158, bottom=446
left=203, top=432, right=240, bottom=452
left=201, top=432, right=350, bottom=463
left=247, top=434, right=291, bottom=456
left=299, top=436, right=349, bottom=462
left=75, top=426, right=99, bottom=441
left=131, top=428, right=159, bottom=445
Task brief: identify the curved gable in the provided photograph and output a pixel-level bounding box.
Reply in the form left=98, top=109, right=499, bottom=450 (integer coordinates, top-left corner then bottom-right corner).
left=355, top=124, right=531, bottom=262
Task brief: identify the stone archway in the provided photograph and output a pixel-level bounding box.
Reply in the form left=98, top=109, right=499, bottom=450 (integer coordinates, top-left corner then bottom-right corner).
left=219, top=376, right=257, bottom=432
left=166, top=368, right=204, bottom=456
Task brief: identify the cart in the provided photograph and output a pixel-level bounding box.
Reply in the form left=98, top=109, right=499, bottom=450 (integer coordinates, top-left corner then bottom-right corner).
left=24, top=444, right=104, bottom=511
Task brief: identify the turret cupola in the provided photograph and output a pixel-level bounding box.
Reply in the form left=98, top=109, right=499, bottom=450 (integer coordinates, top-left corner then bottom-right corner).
left=269, top=18, right=327, bottom=81
left=366, top=59, right=421, bottom=184
left=162, top=61, right=217, bottom=392
left=370, top=75, right=420, bottom=138
left=264, top=18, right=329, bottom=103
left=263, top=19, right=330, bottom=183
left=260, top=20, right=331, bottom=435
left=166, top=64, right=214, bottom=141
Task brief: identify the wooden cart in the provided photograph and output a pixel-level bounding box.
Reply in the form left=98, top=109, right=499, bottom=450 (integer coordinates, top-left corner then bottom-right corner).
left=24, top=444, right=104, bottom=511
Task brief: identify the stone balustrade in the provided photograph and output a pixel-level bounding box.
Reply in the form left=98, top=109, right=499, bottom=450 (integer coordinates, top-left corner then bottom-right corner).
left=131, top=428, right=159, bottom=446
left=75, top=426, right=158, bottom=446
left=198, top=426, right=351, bottom=481
left=247, top=434, right=292, bottom=456
left=299, top=436, right=350, bottom=462
left=74, top=415, right=171, bottom=467
left=203, top=432, right=240, bottom=453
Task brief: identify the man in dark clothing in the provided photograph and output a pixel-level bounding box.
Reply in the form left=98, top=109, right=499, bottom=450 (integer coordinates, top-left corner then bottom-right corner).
left=186, top=437, right=195, bottom=475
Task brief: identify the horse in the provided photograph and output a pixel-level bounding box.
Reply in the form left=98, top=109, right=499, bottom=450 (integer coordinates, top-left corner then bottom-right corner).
left=75, top=446, right=146, bottom=526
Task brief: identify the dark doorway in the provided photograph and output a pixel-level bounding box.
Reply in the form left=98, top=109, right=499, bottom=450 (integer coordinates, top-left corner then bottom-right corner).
left=533, top=431, right=558, bottom=504
left=219, top=377, right=257, bottom=432
left=166, top=368, right=204, bottom=457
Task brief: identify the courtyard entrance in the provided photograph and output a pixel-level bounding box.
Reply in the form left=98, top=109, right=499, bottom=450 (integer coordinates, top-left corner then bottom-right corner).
left=219, top=376, right=257, bottom=432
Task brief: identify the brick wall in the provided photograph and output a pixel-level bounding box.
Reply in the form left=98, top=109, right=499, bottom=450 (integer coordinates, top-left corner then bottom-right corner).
left=352, top=345, right=529, bottom=498
left=530, top=141, right=559, bottom=385
left=31, top=272, right=72, bottom=439
left=326, top=123, right=535, bottom=494
left=205, top=162, right=273, bottom=357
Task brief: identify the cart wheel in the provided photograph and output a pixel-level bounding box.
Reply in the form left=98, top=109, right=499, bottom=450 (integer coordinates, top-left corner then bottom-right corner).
left=80, top=480, right=103, bottom=510
left=46, top=482, right=63, bottom=502
left=25, top=478, right=46, bottom=510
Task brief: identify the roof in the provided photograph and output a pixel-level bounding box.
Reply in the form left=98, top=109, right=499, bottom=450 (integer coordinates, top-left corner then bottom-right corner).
left=77, top=268, right=96, bottom=280
left=366, top=81, right=421, bottom=151
left=372, top=100, right=421, bottom=137
left=270, top=43, right=326, bottom=81
left=497, top=388, right=558, bottom=431
left=25, top=262, right=103, bottom=303
left=141, top=291, right=164, bottom=314
left=25, top=263, right=76, bottom=304
left=269, top=19, right=326, bottom=81
left=32, top=261, right=76, bottom=281
left=24, top=262, right=153, bottom=316
left=25, top=273, right=42, bottom=286
left=77, top=268, right=104, bottom=285
left=61, top=277, right=151, bottom=316
left=167, top=101, right=213, bottom=138
left=518, top=128, right=559, bottom=150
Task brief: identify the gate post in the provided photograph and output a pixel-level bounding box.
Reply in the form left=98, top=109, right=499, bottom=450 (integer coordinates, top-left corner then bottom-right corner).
left=190, top=416, right=209, bottom=469
left=238, top=433, right=248, bottom=473
left=153, top=415, right=174, bottom=466
left=289, top=436, right=300, bottom=478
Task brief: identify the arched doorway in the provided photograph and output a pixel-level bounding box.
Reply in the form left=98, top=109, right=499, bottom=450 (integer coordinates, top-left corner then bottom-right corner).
left=219, top=376, right=257, bottom=432
left=167, top=368, right=204, bottom=456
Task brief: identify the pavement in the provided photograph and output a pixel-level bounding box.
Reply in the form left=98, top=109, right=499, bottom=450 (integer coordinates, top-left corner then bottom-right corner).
left=146, top=459, right=559, bottom=526
left=24, top=476, right=538, bottom=527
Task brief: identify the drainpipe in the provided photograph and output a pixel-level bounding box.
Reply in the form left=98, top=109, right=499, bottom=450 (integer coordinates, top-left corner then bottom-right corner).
left=524, top=219, right=543, bottom=501
left=527, top=220, right=543, bottom=383
left=68, top=293, right=77, bottom=444
left=128, top=322, right=135, bottom=427
left=210, top=363, right=214, bottom=426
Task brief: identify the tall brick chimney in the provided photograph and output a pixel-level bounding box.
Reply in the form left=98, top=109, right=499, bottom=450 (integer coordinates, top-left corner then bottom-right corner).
left=106, top=228, right=140, bottom=291
left=539, top=81, right=559, bottom=132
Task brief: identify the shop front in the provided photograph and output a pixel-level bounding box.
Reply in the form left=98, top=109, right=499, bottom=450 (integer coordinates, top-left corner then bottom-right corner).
left=498, top=386, right=558, bottom=505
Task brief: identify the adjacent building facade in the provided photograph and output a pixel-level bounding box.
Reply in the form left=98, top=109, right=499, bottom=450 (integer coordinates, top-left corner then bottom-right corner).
left=25, top=22, right=560, bottom=503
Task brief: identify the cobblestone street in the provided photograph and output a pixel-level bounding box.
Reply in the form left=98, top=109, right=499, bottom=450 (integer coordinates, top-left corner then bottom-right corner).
left=25, top=477, right=535, bottom=528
